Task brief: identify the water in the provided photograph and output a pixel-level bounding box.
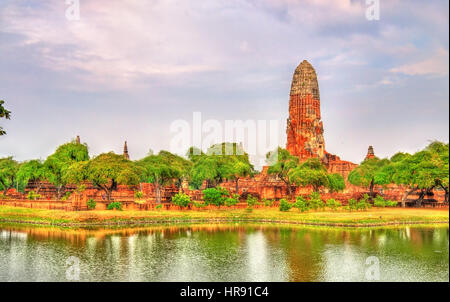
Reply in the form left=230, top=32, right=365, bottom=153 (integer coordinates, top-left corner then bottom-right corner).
left=0, top=224, right=448, bottom=282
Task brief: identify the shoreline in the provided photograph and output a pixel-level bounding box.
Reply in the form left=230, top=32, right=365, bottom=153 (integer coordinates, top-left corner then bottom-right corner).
left=0, top=217, right=449, bottom=228
left=0, top=205, right=448, bottom=229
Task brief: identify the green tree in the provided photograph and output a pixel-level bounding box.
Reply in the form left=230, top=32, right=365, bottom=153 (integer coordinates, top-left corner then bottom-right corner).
left=190, top=143, right=253, bottom=191
left=425, top=141, right=449, bottom=203
left=202, top=187, right=230, bottom=207
left=44, top=140, right=89, bottom=199
left=137, top=151, right=184, bottom=203
left=66, top=152, right=141, bottom=201
left=0, top=100, right=11, bottom=136
left=0, top=157, right=19, bottom=195
left=289, top=158, right=346, bottom=193
left=387, top=142, right=449, bottom=207
left=347, top=157, right=390, bottom=199
left=266, top=147, right=299, bottom=198
left=158, top=150, right=192, bottom=192
left=16, top=160, right=47, bottom=194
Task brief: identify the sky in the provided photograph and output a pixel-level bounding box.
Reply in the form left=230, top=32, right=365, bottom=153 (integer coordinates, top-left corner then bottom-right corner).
left=0, top=0, right=448, bottom=169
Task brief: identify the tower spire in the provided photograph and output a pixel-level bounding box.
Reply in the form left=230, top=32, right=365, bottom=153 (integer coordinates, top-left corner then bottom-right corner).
left=286, top=60, right=325, bottom=160
left=123, top=141, right=130, bottom=160
left=365, top=146, right=375, bottom=160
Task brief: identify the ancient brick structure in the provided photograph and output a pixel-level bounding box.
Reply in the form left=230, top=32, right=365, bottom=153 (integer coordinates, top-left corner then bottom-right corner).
left=286, top=60, right=325, bottom=160
left=365, top=146, right=375, bottom=160
left=123, top=141, right=130, bottom=160
left=285, top=60, right=357, bottom=179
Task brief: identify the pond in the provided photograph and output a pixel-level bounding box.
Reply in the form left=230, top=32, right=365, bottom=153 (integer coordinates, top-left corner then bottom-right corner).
left=0, top=224, right=448, bottom=282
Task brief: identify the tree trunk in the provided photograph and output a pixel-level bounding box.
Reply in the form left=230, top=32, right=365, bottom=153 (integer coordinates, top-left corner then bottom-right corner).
left=369, top=179, right=375, bottom=200
left=416, top=189, right=426, bottom=207
left=401, top=186, right=418, bottom=208
left=235, top=178, right=239, bottom=195
left=155, top=183, right=161, bottom=204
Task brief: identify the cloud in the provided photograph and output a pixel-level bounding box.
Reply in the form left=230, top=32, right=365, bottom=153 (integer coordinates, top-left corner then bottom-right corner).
left=390, top=48, right=449, bottom=76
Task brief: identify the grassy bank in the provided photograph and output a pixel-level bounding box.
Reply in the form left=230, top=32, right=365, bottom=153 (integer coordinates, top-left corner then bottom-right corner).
left=0, top=205, right=448, bottom=227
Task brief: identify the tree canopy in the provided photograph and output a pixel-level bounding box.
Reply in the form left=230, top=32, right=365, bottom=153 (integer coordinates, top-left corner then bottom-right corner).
left=137, top=151, right=186, bottom=203
left=190, top=143, right=254, bottom=192
left=44, top=140, right=89, bottom=198
left=266, top=147, right=299, bottom=197
left=0, top=157, right=19, bottom=195
left=0, top=100, right=11, bottom=136
left=16, top=159, right=47, bottom=193
left=385, top=141, right=449, bottom=206
left=289, top=158, right=346, bottom=192
left=347, top=157, right=390, bottom=199
left=66, top=152, right=141, bottom=201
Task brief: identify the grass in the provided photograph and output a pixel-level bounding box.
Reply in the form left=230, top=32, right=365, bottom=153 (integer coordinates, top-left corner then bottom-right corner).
left=0, top=205, right=448, bottom=227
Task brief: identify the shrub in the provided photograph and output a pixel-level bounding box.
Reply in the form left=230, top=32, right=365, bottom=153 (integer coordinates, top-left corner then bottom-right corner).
left=385, top=200, right=398, bottom=207
left=308, top=192, right=325, bottom=211
left=155, top=204, right=163, bottom=210
left=225, top=194, right=239, bottom=207
left=356, top=194, right=371, bottom=211
left=348, top=198, right=358, bottom=211
left=246, top=195, right=258, bottom=208
left=61, top=191, right=72, bottom=201
left=373, top=195, right=386, bottom=208
left=192, top=201, right=206, bottom=208
left=263, top=198, right=274, bottom=207
left=326, top=198, right=342, bottom=211
left=279, top=198, right=293, bottom=212
left=107, top=201, right=122, bottom=210
left=172, top=192, right=191, bottom=208
left=86, top=198, right=96, bottom=210
left=134, top=190, right=144, bottom=199
left=373, top=196, right=397, bottom=208
left=27, top=191, right=41, bottom=200
left=202, top=187, right=229, bottom=207
left=76, top=184, right=86, bottom=193
left=294, top=196, right=309, bottom=212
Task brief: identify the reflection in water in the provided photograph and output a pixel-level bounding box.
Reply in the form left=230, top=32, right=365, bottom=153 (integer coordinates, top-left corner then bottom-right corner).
left=0, top=224, right=448, bottom=282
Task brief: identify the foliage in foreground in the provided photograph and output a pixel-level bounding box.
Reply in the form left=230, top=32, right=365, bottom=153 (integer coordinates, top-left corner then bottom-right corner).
left=172, top=192, right=191, bottom=208
left=107, top=202, right=122, bottom=210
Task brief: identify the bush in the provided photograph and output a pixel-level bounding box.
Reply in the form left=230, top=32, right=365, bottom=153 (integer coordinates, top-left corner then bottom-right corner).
left=134, top=190, right=144, bottom=199
left=308, top=192, right=325, bottom=211
left=373, top=195, right=386, bottom=208
left=356, top=194, right=371, bottom=211
left=27, top=191, right=41, bottom=200
left=155, top=204, right=163, bottom=210
left=326, top=198, right=342, bottom=211
left=172, top=192, right=191, bottom=208
left=225, top=194, right=239, bottom=207
left=107, top=201, right=122, bottom=210
left=246, top=195, right=258, bottom=208
left=262, top=198, right=274, bottom=207
left=279, top=198, right=293, bottom=212
left=294, top=196, right=309, bottom=212
left=385, top=200, right=398, bottom=207
left=86, top=198, right=96, bottom=210
left=373, top=195, right=398, bottom=208
left=192, top=201, right=206, bottom=208
left=348, top=198, right=358, bottom=211
left=76, top=184, right=86, bottom=193
left=202, top=187, right=229, bottom=207
left=61, top=191, right=72, bottom=201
